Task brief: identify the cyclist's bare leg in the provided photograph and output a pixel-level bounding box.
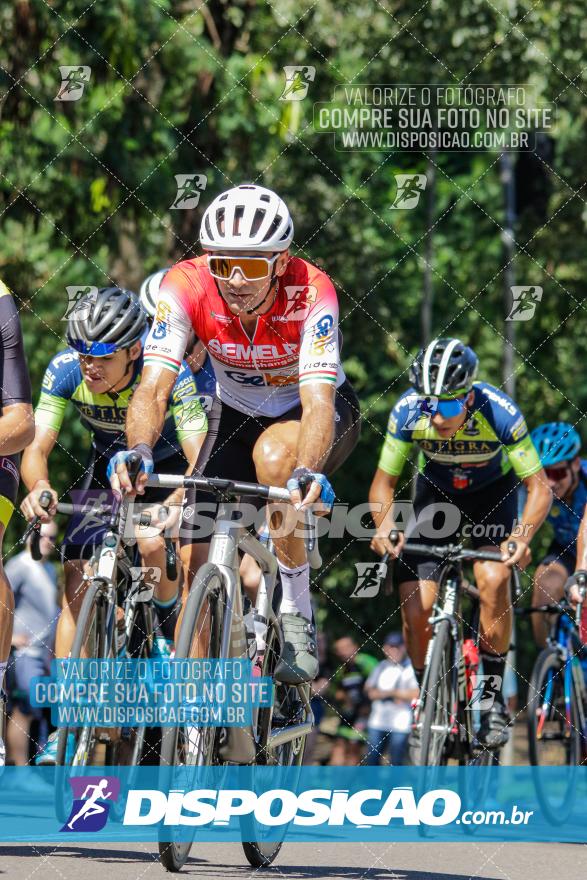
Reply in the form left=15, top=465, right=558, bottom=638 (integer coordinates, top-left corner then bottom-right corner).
left=55, top=560, right=89, bottom=657
left=253, top=420, right=305, bottom=570
left=136, top=533, right=179, bottom=603
left=531, top=561, right=566, bottom=647
left=473, top=554, right=512, bottom=655
left=398, top=578, right=438, bottom=669
left=178, top=543, right=210, bottom=651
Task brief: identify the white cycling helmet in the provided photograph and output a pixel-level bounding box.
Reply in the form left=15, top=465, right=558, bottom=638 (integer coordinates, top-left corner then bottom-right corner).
left=139, top=268, right=170, bottom=318
left=200, top=184, right=294, bottom=253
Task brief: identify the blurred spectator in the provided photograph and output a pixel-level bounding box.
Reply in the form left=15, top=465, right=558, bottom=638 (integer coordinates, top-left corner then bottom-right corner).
left=5, top=523, right=59, bottom=765
left=364, top=632, right=418, bottom=766
left=329, top=636, right=377, bottom=765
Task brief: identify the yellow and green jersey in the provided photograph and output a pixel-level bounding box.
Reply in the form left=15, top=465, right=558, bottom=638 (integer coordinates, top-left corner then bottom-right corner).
left=378, top=381, right=542, bottom=493
left=35, top=347, right=207, bottom=460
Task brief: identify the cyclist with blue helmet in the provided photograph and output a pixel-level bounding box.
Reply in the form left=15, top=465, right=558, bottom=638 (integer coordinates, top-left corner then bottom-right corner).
left=529, top=421, right=585, bottom=645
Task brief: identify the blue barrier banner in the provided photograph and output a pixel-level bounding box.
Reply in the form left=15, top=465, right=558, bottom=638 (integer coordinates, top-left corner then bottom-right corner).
left=0, top=766, right=586, bottom=842
left=30, top=659, right=272, bottom=727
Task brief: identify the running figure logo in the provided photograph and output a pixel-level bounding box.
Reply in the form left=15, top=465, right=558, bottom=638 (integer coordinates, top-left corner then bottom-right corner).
left=55, top=66, right=91, bottom=101
left=467, top=674, right=503, bottom=711
left=280, top=66, right=316, bottom=101
left=171, top=173, right=207, bottom=210
left=390, top=174, right=427, bottom=209
left=506, top=286, right=543, bottom=322
left=350, top=562, right=388, bottom=599
left=60, top=776, right=120, bottom=832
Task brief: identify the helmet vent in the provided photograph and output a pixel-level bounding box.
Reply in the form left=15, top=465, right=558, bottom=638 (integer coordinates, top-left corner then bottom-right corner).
left=252, top=208, right=266, bottom=235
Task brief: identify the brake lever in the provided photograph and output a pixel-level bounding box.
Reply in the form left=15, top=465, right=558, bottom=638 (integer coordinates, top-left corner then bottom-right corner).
left=27, top=490, right=54, bottom=561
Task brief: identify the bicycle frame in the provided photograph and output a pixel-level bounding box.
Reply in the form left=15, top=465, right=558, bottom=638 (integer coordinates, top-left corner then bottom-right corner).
left=421, top=559, right=474, bottom=753
left=147, top=474, right=315, bottom=763
left=540, top=609, right=587, bottom=740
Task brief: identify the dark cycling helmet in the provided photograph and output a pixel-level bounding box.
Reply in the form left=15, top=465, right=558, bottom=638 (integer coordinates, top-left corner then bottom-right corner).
left=67, top=286, right=147, bottom=356
left=530, top=422, right=581, bottom=467
left=409, top=337, right=478, bottom=396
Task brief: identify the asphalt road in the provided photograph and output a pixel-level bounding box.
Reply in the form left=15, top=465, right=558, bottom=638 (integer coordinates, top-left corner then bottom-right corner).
left=1, top=842, right=585, bottom=879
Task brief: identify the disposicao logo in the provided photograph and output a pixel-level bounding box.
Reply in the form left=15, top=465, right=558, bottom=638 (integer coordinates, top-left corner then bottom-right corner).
left=61, top=776, right=120, bottom=832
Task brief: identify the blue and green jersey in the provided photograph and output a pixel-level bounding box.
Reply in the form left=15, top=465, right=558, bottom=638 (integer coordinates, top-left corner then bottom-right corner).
left=378, top=381, right=542, bottom=493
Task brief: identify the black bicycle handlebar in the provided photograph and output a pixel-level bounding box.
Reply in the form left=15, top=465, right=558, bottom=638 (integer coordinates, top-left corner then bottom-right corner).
left=145, top=473, right=321, bottom=568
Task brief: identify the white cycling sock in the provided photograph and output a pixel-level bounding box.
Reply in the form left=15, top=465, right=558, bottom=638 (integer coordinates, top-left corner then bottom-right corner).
left=278, top=562, right=312, bottom=619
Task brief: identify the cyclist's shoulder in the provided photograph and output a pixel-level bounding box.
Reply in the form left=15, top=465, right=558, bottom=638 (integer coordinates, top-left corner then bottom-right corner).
left=282, top=256, right=337, bottom=301
left=41, top=347, right=82, bottom=396
left=387, top=387, right=418, bottom=423
left=471, top=381, right=525, bottom=430
left=163, top=257, right=211, bottom=297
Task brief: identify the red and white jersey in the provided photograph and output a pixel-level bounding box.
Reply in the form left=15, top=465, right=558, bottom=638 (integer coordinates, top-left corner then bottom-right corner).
left=144, top=255, right=346, bottom=417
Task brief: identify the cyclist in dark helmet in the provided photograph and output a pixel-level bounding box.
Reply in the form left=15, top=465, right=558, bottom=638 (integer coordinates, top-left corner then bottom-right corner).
left=21, top=286, right=208, bottom=763
left=369, top=337, right=552, bottom=751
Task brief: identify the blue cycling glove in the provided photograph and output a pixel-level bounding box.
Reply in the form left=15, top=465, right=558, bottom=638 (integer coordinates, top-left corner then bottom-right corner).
left=286, top=467, right=335, bottom=511
left=107, top=444, right=154, bottom=482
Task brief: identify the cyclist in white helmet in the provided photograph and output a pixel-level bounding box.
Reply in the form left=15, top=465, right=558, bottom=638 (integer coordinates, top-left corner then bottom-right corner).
left=110, top=184, right=362, bottom=684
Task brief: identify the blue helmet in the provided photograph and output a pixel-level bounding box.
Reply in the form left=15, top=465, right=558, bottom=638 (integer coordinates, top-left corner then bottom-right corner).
left=530, top=422, right=582, bottom=467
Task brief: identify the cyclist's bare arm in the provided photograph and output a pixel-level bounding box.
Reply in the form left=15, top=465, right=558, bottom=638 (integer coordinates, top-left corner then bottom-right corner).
left=20, top=424, right=59, bottom=520
left=112, top=364, right=176, bottom=494
left=291, top=383, right=335, bottom=512
left=503, top=469, right=552, bottom=568
left=369, top=468, right=403, bottom=557
left=0, top=402, right=35, bottom=455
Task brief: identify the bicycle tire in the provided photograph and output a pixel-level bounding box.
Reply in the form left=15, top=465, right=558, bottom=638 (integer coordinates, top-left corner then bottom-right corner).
left=527, top=646, right=581, bottom=824
left=54, top=579, right=112, bottom=822
left=158, top=564, right=224, bottom=873
left=420, top=618, right=453, bottom=767
left=241, top=618, right=307, bottom=868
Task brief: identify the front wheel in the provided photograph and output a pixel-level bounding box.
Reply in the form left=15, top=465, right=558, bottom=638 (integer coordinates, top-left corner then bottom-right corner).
left=54, top=580, right=114, bottom=823
left=241, top=618, right=308, bottom=868
left=527, top=647, right=582, bottom=824
left=420, top=619, right=453, bottom=766
left=158, top=564, right=224, bottom=873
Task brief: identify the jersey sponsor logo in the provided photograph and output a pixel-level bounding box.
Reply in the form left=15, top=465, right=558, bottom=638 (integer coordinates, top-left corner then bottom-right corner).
left=420, top=439, right=494, bottom=454
left=54, top=351, right=78, bottom=368
left=174, top=374, right=197, bottom=398
left=42, top=369, right=56, bottom=391
left=480, top=386, right=517, bottom=416
left=311, top=315, right=335, bottom=354
left=301, top=360, right=336, bottom=370
left=225, top=371, right=265, bottom=386
left=387, top=415, right=398, bottom=434
left=263, top=372, right=298, bottom=387
left=0, top=457, right=19, bottom=481
left=510, top=415, right=528, bottom=441
left=462, top=416, right=480, bottom=437
left=208, top=339, right=298, bottom=364
left=153, top=301, right=172, bottom=340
